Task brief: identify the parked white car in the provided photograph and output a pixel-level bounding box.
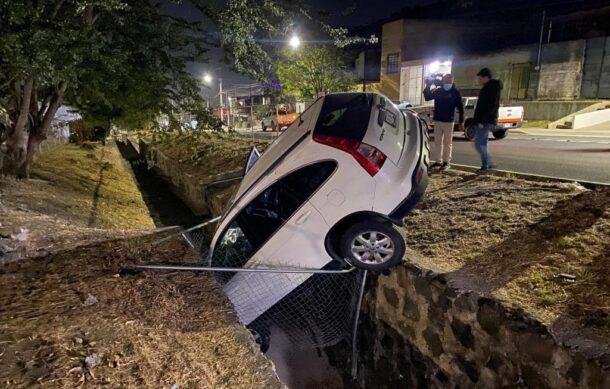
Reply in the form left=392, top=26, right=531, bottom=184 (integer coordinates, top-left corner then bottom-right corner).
left=209, top=92, right=429, bottom=326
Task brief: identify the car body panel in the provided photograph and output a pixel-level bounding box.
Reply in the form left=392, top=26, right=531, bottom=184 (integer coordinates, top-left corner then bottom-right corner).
left=373, top=111, right=424, bottom=215
left=224, top=199, right=329, bottom=324
left=209, top=92, right=428, bottom=327
left=361, top=96, right=404, bottom=164
left=230, top=98, right=324, bottom=207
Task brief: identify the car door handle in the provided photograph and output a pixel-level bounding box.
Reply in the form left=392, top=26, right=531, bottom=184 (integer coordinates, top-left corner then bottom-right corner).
left=295, top=210, right=312, bottom=225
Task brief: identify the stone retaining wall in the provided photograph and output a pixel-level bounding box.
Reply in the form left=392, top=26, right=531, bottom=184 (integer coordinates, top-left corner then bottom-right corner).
left=331, top=264, right=609, bottom=388
left=136, top=138, right=242, bottom=216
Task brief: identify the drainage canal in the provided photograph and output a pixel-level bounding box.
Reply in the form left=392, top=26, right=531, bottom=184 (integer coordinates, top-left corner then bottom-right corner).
left=116, top=140, right=347, bottom=388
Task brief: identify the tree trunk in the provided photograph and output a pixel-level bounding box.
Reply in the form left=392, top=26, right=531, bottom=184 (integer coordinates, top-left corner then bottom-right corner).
left=5, top=83, right=66, bottom=178
left=6, top=79, right=34, bottom=170
left=17, top=132, right=45, bottom=179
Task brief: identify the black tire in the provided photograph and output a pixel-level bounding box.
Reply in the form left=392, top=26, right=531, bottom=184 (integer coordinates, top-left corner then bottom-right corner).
left=493, top=129, right=508, bottom=139
left=261, top=121, right=266, bottom=132
left=340, top=220, right=405, bottom=271
left=464, top=121, right=476, bottom=140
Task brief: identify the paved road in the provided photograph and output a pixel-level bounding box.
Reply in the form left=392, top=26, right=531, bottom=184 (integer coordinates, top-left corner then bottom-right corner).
left=433, top=132, right=610, bottom=184
left=237, top=129, right=610, bottom=184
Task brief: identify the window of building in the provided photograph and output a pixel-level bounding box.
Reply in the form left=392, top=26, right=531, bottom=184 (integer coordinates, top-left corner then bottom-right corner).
left=386, top=53, right=399, bottom=74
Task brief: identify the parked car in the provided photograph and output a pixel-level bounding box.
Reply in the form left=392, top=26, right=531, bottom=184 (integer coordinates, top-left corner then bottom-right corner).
left=261, top=104, right=298, bottom=131
left=414, top=97, right=524, bottom=140
left=208, top=92, right=429, bottom=326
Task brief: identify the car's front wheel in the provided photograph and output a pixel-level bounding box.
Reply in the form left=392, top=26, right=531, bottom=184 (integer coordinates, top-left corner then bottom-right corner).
left=340, top=220, right=405, bottom=271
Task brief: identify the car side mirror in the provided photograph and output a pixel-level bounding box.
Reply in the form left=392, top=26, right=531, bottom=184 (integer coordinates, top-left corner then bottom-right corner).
left=243, top=146, right=260, bottom=175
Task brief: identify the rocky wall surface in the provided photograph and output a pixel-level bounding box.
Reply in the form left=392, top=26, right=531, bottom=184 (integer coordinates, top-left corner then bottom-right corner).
left=335, top=264, right=609, bottom=388
left=137, top=139, right=241, bottom=216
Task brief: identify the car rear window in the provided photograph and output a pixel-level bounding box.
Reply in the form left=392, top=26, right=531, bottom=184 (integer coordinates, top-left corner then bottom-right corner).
left=313, top=93, right=373, bottom=141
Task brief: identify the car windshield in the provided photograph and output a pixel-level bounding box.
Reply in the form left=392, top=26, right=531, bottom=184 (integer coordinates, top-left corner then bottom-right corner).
left=313, top=93, right=374, bottom=141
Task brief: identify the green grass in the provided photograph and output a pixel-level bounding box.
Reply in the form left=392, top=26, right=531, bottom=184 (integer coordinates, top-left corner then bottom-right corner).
left=522, top=120, right=550, bottom=128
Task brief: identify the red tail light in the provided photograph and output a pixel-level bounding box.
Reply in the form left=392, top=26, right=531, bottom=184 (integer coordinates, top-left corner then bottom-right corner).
left=313, top=134, right=386, bottom=176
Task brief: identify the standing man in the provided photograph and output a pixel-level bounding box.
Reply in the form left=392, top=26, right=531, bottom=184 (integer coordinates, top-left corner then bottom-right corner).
left=423, top=74, right=464, bottom=171
left=472, top=68, right=503, bottom=173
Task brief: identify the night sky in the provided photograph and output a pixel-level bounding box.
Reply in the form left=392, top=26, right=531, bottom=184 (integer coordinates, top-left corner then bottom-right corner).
left=310, top=0, right=436, bottom=27
left=162, top=0, right=437, bottom=92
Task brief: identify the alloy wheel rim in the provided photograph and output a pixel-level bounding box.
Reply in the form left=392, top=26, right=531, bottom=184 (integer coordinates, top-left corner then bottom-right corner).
left=350, top=231, right=394, bottom=264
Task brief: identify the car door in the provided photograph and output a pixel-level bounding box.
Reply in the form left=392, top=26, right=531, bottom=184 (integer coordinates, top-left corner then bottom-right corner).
left=215, top=161, right=337, bottom=325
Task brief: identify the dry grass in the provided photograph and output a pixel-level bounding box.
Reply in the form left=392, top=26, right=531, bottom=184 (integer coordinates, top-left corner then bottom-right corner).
left=28, top=142, right=155, bottom=230
left=0, top=140, right=282, bottom=388
left=0, top=142, right=155, bottom=263
left=401, top=171, right=610, bottom=338
left=0, top=235, right=282, bottom=388
left=141, top=131, right=271, bottom=181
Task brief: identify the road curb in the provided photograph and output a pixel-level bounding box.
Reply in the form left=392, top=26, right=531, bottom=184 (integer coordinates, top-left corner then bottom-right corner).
left=448, top=163, right=609, bottom=189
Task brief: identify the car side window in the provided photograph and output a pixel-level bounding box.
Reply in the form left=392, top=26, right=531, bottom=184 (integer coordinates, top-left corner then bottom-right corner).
left=212, top=161, right=337, bottom=283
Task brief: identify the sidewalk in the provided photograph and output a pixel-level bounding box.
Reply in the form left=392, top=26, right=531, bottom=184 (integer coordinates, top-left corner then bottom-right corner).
left=515, top=122, right=610, bottom=138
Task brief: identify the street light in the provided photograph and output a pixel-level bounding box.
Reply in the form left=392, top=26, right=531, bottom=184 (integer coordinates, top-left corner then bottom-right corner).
left=203, top=72, right=224, bottom=124
left=289, top=35, right=301, bottom=49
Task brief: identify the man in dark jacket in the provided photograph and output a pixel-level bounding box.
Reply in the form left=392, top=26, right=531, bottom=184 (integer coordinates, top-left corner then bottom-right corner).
left=423, top=74, right=464, bottom=170
left=472, top=67, right=503, bottom=173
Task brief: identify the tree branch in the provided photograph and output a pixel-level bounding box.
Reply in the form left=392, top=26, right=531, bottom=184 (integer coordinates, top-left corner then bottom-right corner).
left=35, top=82, right=67, bottom=138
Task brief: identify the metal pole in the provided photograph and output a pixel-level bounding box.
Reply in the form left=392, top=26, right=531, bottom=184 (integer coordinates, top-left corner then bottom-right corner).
left=275, top=104, right=279, bottom=137
left=219, top=78, right=224, bottom=126
left=351, top=269, right=368, bottom=379
left=250, top=85, right=254, bottom=140
left=535, top=10, right=546, bottom=70
left=136, top=264, right=357, bottom=274
left=547, top=20, right=553, bottom=44
left=152, top=216, right=221, bottom=246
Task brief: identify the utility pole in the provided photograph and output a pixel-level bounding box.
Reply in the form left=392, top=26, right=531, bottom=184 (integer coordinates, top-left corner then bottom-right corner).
left=219, top=78, right=224, bottom=125
left=535, top=10, right=546, bottom=71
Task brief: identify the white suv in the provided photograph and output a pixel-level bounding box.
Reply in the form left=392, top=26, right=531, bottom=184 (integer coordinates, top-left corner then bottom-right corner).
left=209, top=93, right=429, bottom=325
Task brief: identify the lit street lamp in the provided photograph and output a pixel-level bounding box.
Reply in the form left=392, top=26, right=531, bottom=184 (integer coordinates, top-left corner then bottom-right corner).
left=203, top=72, right=224, bottom=124
left=289, top=35, right=301, bottom=49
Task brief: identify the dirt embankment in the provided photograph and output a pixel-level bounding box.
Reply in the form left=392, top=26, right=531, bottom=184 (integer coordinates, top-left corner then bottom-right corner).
left=137, top=131, right=271, bottom=181
left=402, top=171, right=610, bottom=341
left=1, top=142, right=154, bottom=262
left=0, top=142, right=283, bottom=388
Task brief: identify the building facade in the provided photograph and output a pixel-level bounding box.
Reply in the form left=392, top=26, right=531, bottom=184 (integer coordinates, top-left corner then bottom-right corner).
left=378, top=5, right=610, bottom=103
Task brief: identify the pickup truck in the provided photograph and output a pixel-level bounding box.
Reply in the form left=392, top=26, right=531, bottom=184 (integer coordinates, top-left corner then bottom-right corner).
left=411, top=97, right=524, bottom=141
left=261, top=104, right=298, bottom=132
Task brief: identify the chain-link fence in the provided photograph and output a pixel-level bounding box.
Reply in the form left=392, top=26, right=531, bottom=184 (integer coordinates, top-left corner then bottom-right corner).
left=150, top=219, right=365, bottom=351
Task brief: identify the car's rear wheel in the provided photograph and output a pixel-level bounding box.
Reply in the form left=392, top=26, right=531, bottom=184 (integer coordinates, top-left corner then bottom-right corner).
left=340, top=221, right=405, bottom=271
left=493, top=129, right=507, bottom=139
left=261, top=121, right=267, bottom=131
